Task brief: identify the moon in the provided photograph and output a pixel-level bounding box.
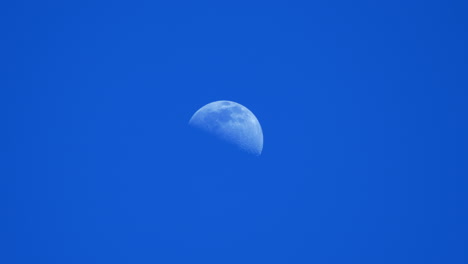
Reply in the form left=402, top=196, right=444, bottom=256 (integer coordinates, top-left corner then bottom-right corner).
left=189, top=100, right=263, bottom=156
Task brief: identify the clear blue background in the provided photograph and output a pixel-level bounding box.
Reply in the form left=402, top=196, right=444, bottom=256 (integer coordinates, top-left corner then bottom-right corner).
left=2, top=0, right=467, bottom=263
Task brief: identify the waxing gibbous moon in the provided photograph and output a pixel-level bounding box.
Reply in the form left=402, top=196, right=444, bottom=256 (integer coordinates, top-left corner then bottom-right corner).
left=189, top=100, right=263, bottom=156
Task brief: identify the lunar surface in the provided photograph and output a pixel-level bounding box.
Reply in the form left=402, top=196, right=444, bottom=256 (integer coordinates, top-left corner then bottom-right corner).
left=189, top=100, right=263, bottom=156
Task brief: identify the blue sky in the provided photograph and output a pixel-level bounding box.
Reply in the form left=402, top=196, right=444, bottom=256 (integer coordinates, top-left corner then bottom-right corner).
left=2, top=0, right=468, bottom=263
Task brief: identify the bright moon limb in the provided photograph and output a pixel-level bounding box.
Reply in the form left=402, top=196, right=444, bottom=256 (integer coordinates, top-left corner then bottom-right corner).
left=189, top=100, right=263, bottom=156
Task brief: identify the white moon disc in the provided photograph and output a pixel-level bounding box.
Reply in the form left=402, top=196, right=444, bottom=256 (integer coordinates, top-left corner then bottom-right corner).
left=189, top=100, right=263, bottom=156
